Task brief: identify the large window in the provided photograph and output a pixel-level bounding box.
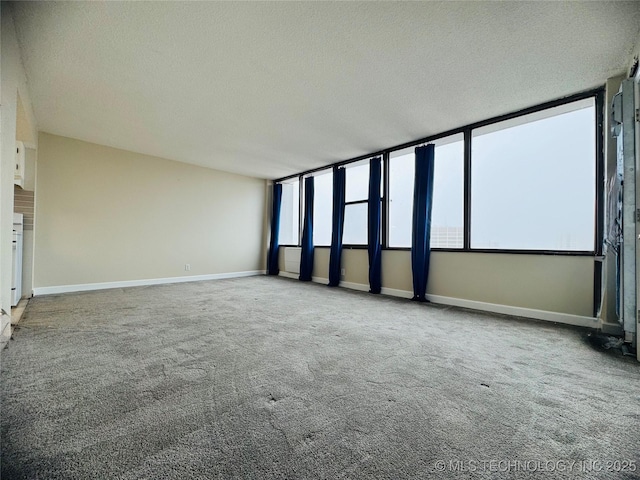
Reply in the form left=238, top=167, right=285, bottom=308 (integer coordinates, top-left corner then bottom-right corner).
left=278, top=179, right=299, bottom=245
left=388, top=134, right=464, bottom=248
left=313, top=169, right=333, bottom=246
left=343, top=162, right=369, bottom=245
left=275, top=92, right=599, bottom=255
left=471, top=98, right=595, bottom=251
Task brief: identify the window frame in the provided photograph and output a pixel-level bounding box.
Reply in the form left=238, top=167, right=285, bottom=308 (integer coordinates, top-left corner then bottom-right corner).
left=469, top=99, right=597, bottom=253
left=274, top=88, right=604, bottom=257
left=342, top=160, right=384, bottom=250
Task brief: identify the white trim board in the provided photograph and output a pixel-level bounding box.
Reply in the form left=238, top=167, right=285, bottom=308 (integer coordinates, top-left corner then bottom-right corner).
left=278, top=271, right=299, bottom=280
left=33, top=270, right=266, bottom=296
left=424, top=293, right=598, bottom=328
left=277, top=272, right=598, bottom=329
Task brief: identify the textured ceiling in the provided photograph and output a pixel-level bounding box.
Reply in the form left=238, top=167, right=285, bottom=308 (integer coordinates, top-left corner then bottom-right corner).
left=12, top=1, right=640, bottom=179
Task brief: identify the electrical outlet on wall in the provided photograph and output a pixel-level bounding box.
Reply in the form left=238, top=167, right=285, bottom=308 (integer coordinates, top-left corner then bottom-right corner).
left=340, top=268, right=345, bottom=279
left=185, top=264, right=191, bottom=271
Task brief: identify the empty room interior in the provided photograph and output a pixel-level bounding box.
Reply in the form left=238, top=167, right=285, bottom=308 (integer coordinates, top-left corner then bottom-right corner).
left=2, top=1, right=640, bottom=478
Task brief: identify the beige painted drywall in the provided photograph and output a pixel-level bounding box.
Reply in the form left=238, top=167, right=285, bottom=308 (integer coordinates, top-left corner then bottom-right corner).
left=341, top=249, right=369, bottom=285
left=34, top=133, right=265, bottom=288
left=1, top=5, right=38, bottom=339
left=21, top=231, right=35, bottom=299
left=313, top=248, right=330, bottom=280
left=20, top=148, right=38, bottom=298
left=16, top=94, right=36, bottom=145
left=426, top=251, right=593, bottom=316
left=382, top=250, right=413, bottom=292
left=280, top=248, right=594, bottom=317
left=22, top=147, right=37, bottom=191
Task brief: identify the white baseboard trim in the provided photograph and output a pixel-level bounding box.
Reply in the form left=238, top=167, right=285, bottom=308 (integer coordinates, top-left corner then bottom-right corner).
left=33, top=270, right=266, bottom=296
left=278, top=271, right=298, bottom=280
left=1, top=319, right=12, bottom=338
left=339, top=280, right=369, bottom=292
left=381, top=287, right=414, bottom=299
left=277, top=273, right=598, bottom=328
left=424, top=294, right=598, bottom=328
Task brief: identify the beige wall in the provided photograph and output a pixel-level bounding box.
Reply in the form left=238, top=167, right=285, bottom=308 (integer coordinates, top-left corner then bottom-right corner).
left=16, top=95, right=36, bottom=145
left=20, top=147, right=38, bottom=297
left=280, top=248, right=594, bottom=317
left=313, top=248, right=331, bottom=280
left=1, top=5, right=38, bottom=339
left=34, top=133, right=265, bottom=288
left=426, top=251, right=593, bottom=316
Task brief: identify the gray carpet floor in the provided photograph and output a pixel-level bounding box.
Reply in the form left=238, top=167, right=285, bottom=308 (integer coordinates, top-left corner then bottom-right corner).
left=1, top=276, right=639, bottom=479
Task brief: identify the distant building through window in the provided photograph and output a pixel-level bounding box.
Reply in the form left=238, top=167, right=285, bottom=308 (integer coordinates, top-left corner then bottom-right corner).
left=389, top=134, right=464, bottom=249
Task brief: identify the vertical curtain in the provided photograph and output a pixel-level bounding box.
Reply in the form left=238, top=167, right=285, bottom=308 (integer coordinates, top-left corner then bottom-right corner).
left=329, top=166, right=346, bottom=286
left=299, top=176, right=314, bottom=281
left=411, top=144, right=436, bottom=301
left=267, top=183, right=282, bottom=275
left=368, top=157, right=382, bottom=294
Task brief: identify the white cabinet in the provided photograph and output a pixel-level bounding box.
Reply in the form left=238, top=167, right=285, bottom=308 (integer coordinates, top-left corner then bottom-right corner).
left=14, top=141, right=25, bottom=188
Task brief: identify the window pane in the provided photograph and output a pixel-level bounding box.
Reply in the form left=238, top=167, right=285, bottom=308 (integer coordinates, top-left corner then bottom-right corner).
left=471, top=98, right=595, bottom=250
left=388, top=135, right=464, bottom=248
left=313, top=170, right=333, bottom=246
left=431, top=137, right=464, bottom=248
left=346, top=163, right=369, bottom=202
left=388, top=153, right=414, bottom=247
left=278, top=180, right=299, bottom=245
left=343, top=203, right=367, bottom=245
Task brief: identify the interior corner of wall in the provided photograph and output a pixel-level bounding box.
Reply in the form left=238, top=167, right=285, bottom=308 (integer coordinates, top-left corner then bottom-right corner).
left=19, top=101, right=38, bottom=148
